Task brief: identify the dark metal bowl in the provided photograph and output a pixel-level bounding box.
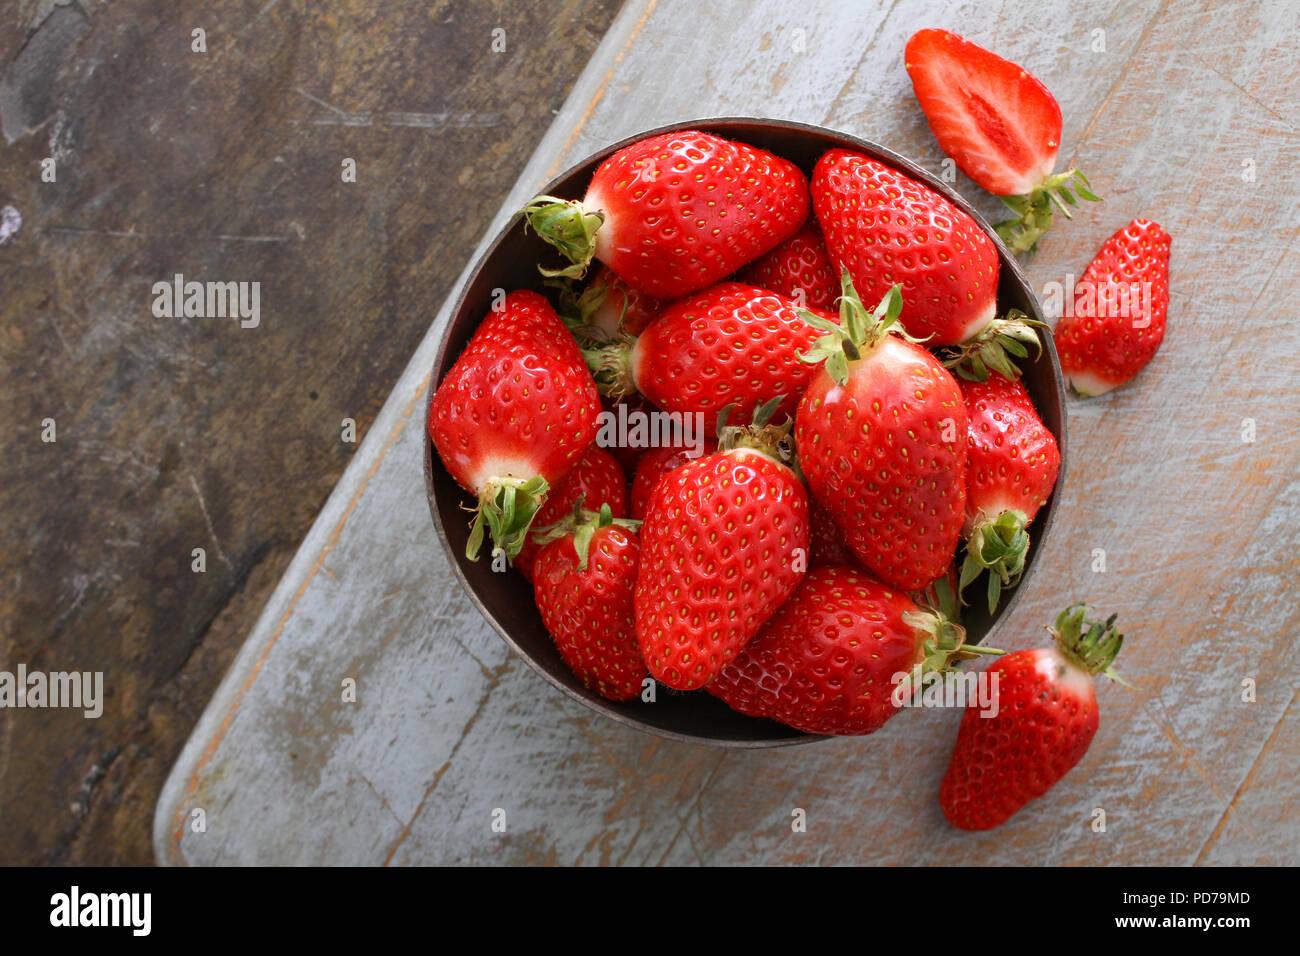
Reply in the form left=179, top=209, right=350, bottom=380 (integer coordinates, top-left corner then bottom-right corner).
left=423, top=118, right=1067, bottom=748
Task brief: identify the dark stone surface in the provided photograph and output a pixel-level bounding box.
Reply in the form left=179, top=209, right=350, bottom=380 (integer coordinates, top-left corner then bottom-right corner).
left=0, top=0, right=622, bottom=865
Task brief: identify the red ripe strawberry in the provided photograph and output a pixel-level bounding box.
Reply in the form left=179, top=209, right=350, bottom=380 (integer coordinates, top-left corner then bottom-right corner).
left=808, top=500, right=857, bottom=567
left=589, top=281, right=838, bottom=422
left=1056, top=218, right=1172, bottom=396
left=941, top=605, right=1125, bottom=830
left=904, top=29, right=1101, bottom=253
left=533, top=506, right=646, bottom=702
left=738, top=222, right=840, bottom=311
left=430, top=291, right=601, bottom=560
left=958, top=375, right=1061, bottom=612
left=635, top=404, right=809, bottom=690
left=812, top=149, right=999, bottom=346
left=514, top=446, right=628, bottom=581
left=709, top=567, right=975, bottom=735
left=795, top=277, right=968, bottom=592
left=629, top=440, right=716, bottom=520
left=523, top=130, right=810, bottom=299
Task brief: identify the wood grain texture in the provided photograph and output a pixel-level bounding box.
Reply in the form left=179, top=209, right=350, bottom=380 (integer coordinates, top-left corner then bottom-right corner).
left=0, top=0, right=623, bottom=865
left=155, top=0, right=1300, bottom=865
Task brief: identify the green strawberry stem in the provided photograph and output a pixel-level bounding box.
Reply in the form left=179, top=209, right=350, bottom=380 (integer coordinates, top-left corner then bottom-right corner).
left=466, top=475, right=549, bottom=562
left=529, top=501, right=642, bottom=570
left=580, top=340, right=636, bottom=399
left=1045, top=606, right=1128, bottom=681
left=546, top=275, right=625, bottom=347
left=995, top=169, right=1101, bottom=255
left=1049, top=603, right=1129, bottom=685
left=716, top=396, right=795, bottom=465
left=900, top=577, right=1006, bottom=693
left=943, top=310, right=1047, bottom=382
left=522, top=195, right=605, bottom=281
left=797, top=272, right=916, bottom=386
left=960, top=509, right=1031, bottom=615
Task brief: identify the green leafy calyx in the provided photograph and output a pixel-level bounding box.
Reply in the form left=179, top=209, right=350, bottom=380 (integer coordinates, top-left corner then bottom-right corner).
left=796, top=272, right=915, bottom=387
left=467, top=475, right=550, bottom=562
left=529, top=501, right=641, bottom=571
left=522, top=195, right=605, bottom=280
left=959, top=509, right=1031, bottom=614
left=943, top=310, right=1047, bottom=382
left=1050, top=603, right=1128, bottom=684
left=995, top=169, right=1101, bottom=255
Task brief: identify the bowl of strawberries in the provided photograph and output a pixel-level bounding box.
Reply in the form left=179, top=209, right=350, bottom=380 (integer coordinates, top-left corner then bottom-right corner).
left=424, top=117, right=1066, bottom=747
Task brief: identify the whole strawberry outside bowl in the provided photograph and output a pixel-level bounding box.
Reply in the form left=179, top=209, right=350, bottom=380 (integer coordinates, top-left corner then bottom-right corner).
left=423, top=118, right=1067, bottom=748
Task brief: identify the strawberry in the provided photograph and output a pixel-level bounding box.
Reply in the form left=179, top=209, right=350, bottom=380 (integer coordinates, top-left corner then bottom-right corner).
left=708, top=567, right=981, bottom=735
left=635, top=401, right=809, bottom=690
left=958, top=375, right=1061, bottom=612
left=811, top=149, right=1000, bottom=347
left=429, top=290, right=601, bottom=560
left=524, top=130, right=810, bottom=299
left=941, top=604, right=1125, bottom=830
left=554, top=264, right=665, bottom=343
left=586, top=281, right=838, bottom=423
left=795, top=277, right=969, bottom=592
left=514, top=445, right=628, bottom=581
left=904, top=28, right=1101, bottom=253
left=1056, top=218, right=1172, bottom=396
left=629, top=440, right=716, bottom=520
left=533, top=505, right=646, bottom=702
left=738, top=221, right=840, bottom=311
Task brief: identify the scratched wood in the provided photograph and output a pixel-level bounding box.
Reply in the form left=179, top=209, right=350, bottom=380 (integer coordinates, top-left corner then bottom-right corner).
left=155, top=0, right=1300, bottom=865
left=0, top=0, right=623, bottom=865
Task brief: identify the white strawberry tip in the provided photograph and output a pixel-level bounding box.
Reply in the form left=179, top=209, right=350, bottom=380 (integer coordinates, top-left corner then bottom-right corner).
left=1049, top=603, right=1127, bottom=684
left=994, top=168, right=1102, bottom=255
left=1065, top=367, right=1120, bottom=398
left=522, top=194, right=605, bottom=281
left=466, top=475, right=550, bottom=563
left=959, top=509, right=1030, bottom=615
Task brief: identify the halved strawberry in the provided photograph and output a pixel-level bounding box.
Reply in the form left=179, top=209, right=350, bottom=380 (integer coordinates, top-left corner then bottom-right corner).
left=429, top=291, right=600, bottom=560
left=904, top=29, right=1101, bottom=253
left=524, top=130, right=810, bottom=299
left=1056, top=218, right=1172, bottom=396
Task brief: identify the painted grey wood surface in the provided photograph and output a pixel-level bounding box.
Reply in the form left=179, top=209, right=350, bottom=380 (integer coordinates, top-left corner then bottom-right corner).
left=155, top=0, right=1300, bottom=865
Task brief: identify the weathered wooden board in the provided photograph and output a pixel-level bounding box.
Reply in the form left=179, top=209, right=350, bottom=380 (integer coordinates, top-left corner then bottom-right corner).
left=0, top=0, right=623, bottom=865
left=155, top=0, right=1300, bottom=865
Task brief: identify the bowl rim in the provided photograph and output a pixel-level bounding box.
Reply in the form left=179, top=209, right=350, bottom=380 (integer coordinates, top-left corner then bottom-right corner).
left=423, top=116, right=1068, bottom=749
